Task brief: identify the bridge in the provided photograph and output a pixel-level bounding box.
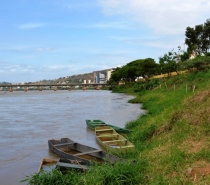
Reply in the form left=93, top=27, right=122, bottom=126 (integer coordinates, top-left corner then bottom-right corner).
left=0, top=83, right=109, bottom=92
left=0, top=83, right=108, bottom=87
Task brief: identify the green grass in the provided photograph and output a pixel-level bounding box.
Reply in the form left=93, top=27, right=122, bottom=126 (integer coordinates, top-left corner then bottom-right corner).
left=21, top=169, right=82, bottom=185
left=22, top=160, right=148, bottom=185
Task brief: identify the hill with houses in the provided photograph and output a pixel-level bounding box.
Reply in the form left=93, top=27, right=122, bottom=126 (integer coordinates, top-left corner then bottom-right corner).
left=0, top=69, right=113, bottom=85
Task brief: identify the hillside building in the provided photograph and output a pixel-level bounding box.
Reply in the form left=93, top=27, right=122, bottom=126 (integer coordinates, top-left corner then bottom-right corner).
left=94, top=69, right=113, bottom=84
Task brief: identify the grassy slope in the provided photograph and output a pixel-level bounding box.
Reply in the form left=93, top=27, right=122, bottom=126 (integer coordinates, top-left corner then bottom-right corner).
left=125, top=69, right=210, bottom=184
left=23, top=70, right=210, bottom=185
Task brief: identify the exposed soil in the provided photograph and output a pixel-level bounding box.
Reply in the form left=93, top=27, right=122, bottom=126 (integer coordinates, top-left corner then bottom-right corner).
left=187, top=161, right=210, bottom=183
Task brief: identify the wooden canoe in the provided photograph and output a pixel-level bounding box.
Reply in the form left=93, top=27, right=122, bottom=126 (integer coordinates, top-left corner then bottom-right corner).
left=38, top=158, right=58, bottom=173
left=95, top=126, right=135, bottom=152
left=48, top=138, right=123, bottom=163
left=86, top=120, right=130, bottom=133
left=56, top=158, right=91, bottom=172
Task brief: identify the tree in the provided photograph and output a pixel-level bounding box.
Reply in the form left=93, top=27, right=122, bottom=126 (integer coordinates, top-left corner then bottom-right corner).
left=181, top=55, right=210, bottom=71
left=180, top=52, right=190, bottom=62
left=108, top=67, right=123, bottom=85
left=159, top=49, right=179, bottom=76
left=177, top=46, right=190, bottom=62
left=185, top=19, right=210, bottom=55
left=185, top=24, right=203, bottom=55
left=137, top=58, right=158, bottom=80
left=109, top=58, right=158, bottom=84
left=203, top=19, right=210, bottom=53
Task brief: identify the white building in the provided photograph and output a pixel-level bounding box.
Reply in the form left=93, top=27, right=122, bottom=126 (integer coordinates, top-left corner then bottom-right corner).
left=94, top=69, right=113, bottom=84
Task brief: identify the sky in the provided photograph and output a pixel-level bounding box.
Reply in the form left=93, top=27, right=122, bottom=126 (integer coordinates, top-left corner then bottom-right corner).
left=0, top=0, right=210, bottom=83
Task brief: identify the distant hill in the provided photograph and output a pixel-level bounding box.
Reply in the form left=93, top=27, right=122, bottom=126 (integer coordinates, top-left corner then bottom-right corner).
left=3, top=69, right=112, bottom=85
left=54, top=72, right=95, bottom=84
left=39, top=69, right=111, bottom=84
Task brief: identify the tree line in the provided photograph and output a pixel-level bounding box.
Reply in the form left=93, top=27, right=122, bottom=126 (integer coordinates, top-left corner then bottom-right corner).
left=108, top=19, right=210, bottom=85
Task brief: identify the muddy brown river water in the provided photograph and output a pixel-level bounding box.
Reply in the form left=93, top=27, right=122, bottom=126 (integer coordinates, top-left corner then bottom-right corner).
left=0, top=90, right=144, bottom=185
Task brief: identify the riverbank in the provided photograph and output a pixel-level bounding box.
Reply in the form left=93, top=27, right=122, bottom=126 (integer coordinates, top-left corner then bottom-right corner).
left=122, top=69, right=210, bottom=184
left=23, top=70, right=210, bottom=184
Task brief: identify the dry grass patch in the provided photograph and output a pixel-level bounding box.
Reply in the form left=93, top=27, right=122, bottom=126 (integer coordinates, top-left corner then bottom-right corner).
left=181, top=90, right=210, bottom=125
left=142, top=135, right=173, bottom=167
left=179, top=137, right=207, bottom=153
left=188, top=90, right=210, bottom=104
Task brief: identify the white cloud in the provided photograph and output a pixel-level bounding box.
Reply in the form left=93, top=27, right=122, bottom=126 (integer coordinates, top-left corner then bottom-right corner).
left=10, top=69, right=17, bottom=72
left=0, top=46, right=55, bottom=53
left=49, top=64, right=77, bottom=70
left=19, top=23, right=46, bottom=29
left=108, top=35, right=184, bottom=50
left=0, top=63, right=35, bottom=74
left=0, top=46, right=27, bottom=52
left=98, top=0, right=210, bottom=35
left=35, top=47, right=55, bottom=52
left=0, top=57, right=132, bottom=83
left=90, top=21, right=134, bottom=29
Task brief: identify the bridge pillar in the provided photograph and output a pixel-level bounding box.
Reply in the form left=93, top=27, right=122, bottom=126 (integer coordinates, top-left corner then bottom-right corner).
left=53, top=86, right=57, bottom=91
left=39, top=86, right=42, bottom=91
left=96, top=85, right=100, bottom=90
left=83, top=86, right=86, bottom=90
left=24, top=87, right=28, bottom=92
left=9, top=87, right=13, bottom=92
left=68, top=86, right=72, bottom=91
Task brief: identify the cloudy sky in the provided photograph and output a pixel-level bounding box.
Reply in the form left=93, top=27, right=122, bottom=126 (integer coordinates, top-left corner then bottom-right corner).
left=0, top=0, right=209, bottom=83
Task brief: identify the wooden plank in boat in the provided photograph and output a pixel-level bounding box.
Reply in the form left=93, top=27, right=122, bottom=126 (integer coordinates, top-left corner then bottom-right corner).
left=116, top=145, right=134, bottom=148
left=54, top=142, right=75, bottom=147
left=73, top=149, right=102, bottom=156
left=38, top=158, right=58, bottom=173
left=56, top=162, right=90, bottom=170
left=96, top=129, right=113, bottom=132
left=103, top=139, right=127, bottom=143
left=97, top=134, right=119, bottom=137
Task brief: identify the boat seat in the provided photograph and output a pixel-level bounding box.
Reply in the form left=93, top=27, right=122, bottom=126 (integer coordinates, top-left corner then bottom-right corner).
left=90, top=123, right=105, bottom=125
left=56, top=162, right=90, bottom=170
left=96, top=129, right=113, bottom=132
left=115, top=145, right=135, bottom=148
left=97, top=134, right=119, bottom=137
left=89, top=122, right=104, bottom=124
left=103, top=139, right=127, bottom=143
left=73, top=149, right=102, bottom=156
left=54, top=142, right=75, bottom=147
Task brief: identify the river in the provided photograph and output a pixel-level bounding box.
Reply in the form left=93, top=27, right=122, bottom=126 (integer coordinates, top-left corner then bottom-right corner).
left=0, top=90, right=144, bottom=185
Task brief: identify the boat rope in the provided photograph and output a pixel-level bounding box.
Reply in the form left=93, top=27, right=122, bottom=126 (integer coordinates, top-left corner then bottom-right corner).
left=75, top=160, right=85, bottom=171
left=67, top=159, right=85, bottom=171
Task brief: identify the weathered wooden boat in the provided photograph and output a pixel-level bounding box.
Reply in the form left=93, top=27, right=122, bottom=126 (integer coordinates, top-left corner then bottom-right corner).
left=86, top=120, right=106, bottom=130
left=38, top=158, right=91, bottom=173
left=56, top=158, right=91, bottom=172
left=95, top=126, right=135, bottom=152
left=38, top=158, right=58, bottom=173
left=48, top=138, right=123, bottom=163
left=86, top=120, right=130, bottom=133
